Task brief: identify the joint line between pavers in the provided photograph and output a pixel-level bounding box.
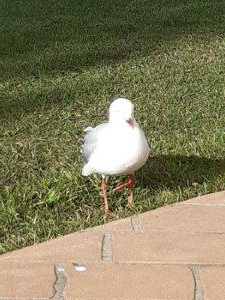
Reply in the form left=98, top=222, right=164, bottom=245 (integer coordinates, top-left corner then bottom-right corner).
left=0, top=298, right=49, bottom=300
left=101, top=232, right=113, bottom=263
left=115, top=261, right=225, bottom=267
left=179, top=203, right=225, bottom=207
left=130, top=215, right=141, bottom=232
left=138, top=229, right=225, bottom=235
left=50, top=262, right=67, bottom=300
left=189, top=266, right=204, bottom=300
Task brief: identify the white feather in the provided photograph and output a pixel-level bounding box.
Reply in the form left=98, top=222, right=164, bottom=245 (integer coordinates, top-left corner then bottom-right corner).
left=82, top=98, right=150, bottom=176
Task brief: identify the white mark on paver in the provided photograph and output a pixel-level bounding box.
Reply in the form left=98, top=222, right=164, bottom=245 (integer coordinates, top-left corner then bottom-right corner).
left=51, top=263, right=67, bottom=300
left=190, top=266, right=204, bottom=300
left=73, top=263, right=87, bottom=272
left=101, top=232, right=113, bottom=263
left=131, top=215, right=141, bottom=232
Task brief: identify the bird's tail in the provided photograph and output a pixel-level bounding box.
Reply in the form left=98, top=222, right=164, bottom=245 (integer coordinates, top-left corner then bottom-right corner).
left=84, top=126, right=93, bottom=133
left=82, top=164, right=93, bottom=176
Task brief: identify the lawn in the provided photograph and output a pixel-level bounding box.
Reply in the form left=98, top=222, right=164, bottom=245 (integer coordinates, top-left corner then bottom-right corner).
left=0, top=0, right=225, bottom=254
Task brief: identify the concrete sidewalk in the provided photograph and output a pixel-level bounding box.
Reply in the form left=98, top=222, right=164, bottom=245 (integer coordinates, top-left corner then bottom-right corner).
left=1, top=191, right=225, bottom=300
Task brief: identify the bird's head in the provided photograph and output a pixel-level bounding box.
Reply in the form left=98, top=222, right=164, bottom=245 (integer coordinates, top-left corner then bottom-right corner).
left=109, top=98, right=136, bottom=128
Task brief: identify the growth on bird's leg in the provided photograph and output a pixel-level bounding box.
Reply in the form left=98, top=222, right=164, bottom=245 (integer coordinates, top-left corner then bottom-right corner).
left=101, top=179, right=114, bottom=218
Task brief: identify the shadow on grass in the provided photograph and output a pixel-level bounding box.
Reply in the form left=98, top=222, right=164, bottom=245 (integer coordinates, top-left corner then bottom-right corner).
left=0, top=0, right=225, bottom=118
left=139, top=155, right=225, bottom=192
left=1, top=0, right=225, bottom=78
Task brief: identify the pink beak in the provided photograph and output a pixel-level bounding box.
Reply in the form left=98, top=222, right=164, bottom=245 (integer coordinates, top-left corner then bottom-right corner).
left=126, top=118, right=134, bottom=128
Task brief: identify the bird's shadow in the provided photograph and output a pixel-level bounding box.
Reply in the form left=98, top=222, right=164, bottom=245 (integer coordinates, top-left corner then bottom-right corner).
left=138, top=155, right=225, bottom=193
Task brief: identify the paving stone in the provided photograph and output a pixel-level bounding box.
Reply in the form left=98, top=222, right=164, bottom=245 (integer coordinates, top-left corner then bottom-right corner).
left=113, top=232, right=225, bottom=264
left=0, top=261, right=55, bottom=298
left=65, top=263, right=194, bottom=300
left=1, top=231, right=103, bottom=263
left=139, top=205, right=225, bottom=232
left=181, top=190, right=225, bottom=206
left=0, top=190, right=224, bottom=300
left=199, top=266, right=225, bottom=300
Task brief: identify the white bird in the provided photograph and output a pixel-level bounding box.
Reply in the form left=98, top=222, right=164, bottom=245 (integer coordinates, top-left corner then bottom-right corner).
left=81, top=98, right=150, bottom=217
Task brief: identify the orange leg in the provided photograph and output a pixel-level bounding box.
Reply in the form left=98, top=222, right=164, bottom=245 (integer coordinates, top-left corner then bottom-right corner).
left=113, top=175, right=135, bottom=209
left=101, top=178, right=114, bottom=218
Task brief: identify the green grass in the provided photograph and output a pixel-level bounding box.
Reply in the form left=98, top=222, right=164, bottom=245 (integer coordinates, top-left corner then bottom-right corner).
left=0, top=0, right=225, bottom=254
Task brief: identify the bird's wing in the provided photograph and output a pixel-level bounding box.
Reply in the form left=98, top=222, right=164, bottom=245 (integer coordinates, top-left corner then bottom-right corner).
left=82, top=123, right=108, bottom=163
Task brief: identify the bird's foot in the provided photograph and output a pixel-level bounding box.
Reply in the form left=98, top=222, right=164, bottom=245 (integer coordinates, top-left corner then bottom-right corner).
left=105, top=209, right=115, bottom=219
left=127, top=194, right=134, bottom=210
left=127, top=202, right=134, bottom=210
left=127, top=204, right=135, bottom=212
